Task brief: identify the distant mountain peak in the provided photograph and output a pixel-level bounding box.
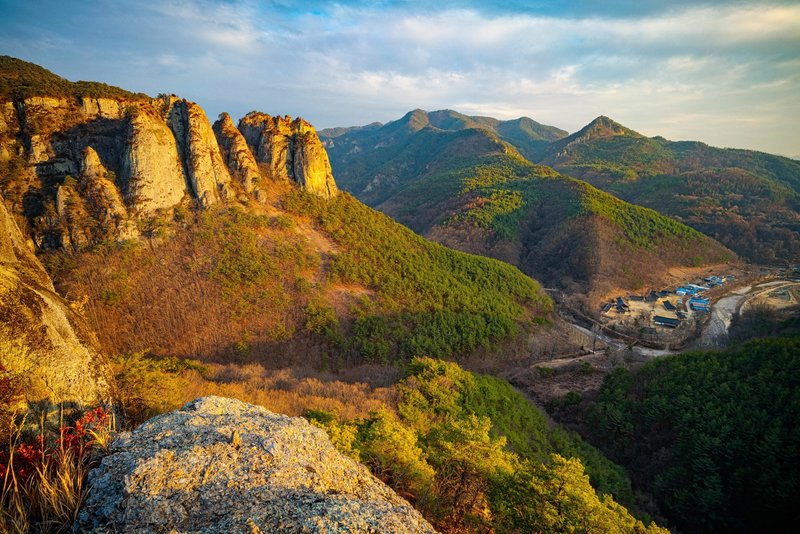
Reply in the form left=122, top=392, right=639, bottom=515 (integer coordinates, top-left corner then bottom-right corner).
left=577, top=115, right=642, bottom=140
left=541, top=116, right=642, bottom=160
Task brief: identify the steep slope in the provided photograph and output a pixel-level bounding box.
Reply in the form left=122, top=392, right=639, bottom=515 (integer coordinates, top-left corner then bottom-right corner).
left=309, top=358, right=667, bottom=533
left=542, top=116, right=800, bottom=263
left=0, top=57, right=551, bottom=367
left=320, top=111, right=732, bottom=300
left=0, top=194, right=110, bottom=406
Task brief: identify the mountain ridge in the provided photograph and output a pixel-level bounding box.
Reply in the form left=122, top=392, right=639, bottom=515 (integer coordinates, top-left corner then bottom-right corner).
left=541, top=115, right=800, bottom=263
left=323, top=110, right=733, bottom=301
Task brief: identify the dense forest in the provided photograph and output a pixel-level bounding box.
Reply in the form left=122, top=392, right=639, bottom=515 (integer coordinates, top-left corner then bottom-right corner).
left=308, top=357, right=666, bottom=532
left=0, top=55, right=148, bottom=100
left=322, top=115, right=730, bottom=299
left=588, top=336, right=800, bottom=532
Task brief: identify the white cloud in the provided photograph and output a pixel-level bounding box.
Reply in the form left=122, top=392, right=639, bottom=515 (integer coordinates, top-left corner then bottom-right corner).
left=1, top=0, right=798, bottom=154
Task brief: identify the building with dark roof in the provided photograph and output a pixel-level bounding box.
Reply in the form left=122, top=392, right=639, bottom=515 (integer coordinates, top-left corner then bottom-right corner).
left=654, top=315, right=680, bottom=328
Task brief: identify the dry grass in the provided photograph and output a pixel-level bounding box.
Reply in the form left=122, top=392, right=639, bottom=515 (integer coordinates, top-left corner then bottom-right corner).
left=0, top=408, right=113, bottom=533
left=112, top=352, right=399, bottom=427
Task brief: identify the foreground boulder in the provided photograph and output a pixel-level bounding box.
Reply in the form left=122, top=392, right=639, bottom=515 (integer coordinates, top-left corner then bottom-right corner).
left=78, top=396, right=436, bottom=533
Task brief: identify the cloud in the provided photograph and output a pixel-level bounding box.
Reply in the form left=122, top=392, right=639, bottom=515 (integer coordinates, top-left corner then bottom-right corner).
left=0, top=0, right=798, bottom=154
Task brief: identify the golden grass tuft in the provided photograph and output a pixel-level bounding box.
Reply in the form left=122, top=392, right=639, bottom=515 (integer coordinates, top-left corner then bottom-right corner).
left=0, top=408, right=114, bottom=533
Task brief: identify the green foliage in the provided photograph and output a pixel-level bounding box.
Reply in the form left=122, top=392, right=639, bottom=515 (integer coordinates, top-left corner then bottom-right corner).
left=0, top=55, right=148, bottom=100
left=283, top=190, right=551, bottom=360
left=111, top=352, right=209, bottom=424
left=312, top=358, right=658, bottom=532
left=48, top=189, right=546, bottom=364
left=303, top=302, right=339, bottom=337
left=305, top=409, right=362, bottom=461
left=398, top=358, right=636, bottom=509
left=356, top=408, right=436, bottom=502
left=547, top=125, right=800, bottom=262
left=576, top=179, right=706, bottom=248
left=590, top=337, right=800, bottom=532
left=490, top=455, right=669, bottom=533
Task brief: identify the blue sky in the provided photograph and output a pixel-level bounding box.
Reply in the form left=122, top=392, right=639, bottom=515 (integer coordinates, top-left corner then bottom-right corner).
left=1, top=0, right=798, bottom=156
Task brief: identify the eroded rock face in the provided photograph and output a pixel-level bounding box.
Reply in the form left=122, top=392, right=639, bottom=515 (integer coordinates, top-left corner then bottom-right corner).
left=238, top=113, right=338, bottom=199
left=2, top=85, right=341, bottom=253
left=168, top=100, right=233, bottom=207
left=120, top=107, right=188, bottom=213
left=79, top=396, right=435, bottom=533
left=213, top=112, right=263, bottom=200
left=79, top=97, right=126, bottom=120
left=0, top=195, right=111, bottom=406
left=79, top=147, right=138, bottom=241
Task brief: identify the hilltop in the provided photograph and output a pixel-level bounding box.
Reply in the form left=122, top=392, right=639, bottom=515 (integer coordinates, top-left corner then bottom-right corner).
left=541, top=115, right=800, bottom=263
left=322, top=110, right=732, bottom=301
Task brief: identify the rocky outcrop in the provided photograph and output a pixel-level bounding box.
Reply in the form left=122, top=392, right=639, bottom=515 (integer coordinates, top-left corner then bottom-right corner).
left=79, top=396, right=435, bottom=533
left=238, top=113, right=338, bottom=199
left=168, top=100, right=233, bottom=207
left=79, top=147, right=138, bottom=241
left=0, top=101, right=20, bottom=162
left=0, top=195, right=111, bottom=406
left=1, top=59, right=342, bottom=252
left=55, top=181, right=91, bottom=250
left=120, top=107, right=188, bottom=213
left=213, top=112, right=263, bottom=200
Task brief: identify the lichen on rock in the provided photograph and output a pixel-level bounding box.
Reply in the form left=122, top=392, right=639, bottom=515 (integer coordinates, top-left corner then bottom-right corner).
left=78, top=396, right=436, bottom=533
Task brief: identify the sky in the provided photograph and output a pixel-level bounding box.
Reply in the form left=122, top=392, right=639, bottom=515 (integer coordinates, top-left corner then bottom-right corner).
left=1, top=0, right=799, bottom=156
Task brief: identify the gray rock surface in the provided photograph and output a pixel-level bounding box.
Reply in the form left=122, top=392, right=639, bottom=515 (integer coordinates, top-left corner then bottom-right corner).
left=79, top=147, right=138, bottom=241
left=120, top=107, right=188, bottom=213
left=168, top=100, right=233, bottom=207
left=79, top=396, right=435, bottom=533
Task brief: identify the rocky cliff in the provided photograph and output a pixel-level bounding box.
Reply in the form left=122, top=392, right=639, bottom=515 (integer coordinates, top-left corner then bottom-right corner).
left=78, top=396, right=436, bottom=533
left=238, top=112, right=338, bottom=199
left=212, top=112, right=264, bottom=201
left=168, top=99, right=233, bottom=207
left=0, top=194, right=111, bottom=405
left=0, top=59, right=337, bottom=251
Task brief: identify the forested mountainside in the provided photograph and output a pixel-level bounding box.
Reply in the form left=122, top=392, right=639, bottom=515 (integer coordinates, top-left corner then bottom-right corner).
left=309, top=357, right=667, bottom=533
left=322, top=110, right=732, bottom=300
left=0, top=56, right=551, bottom=368
left=587, top=336, right=800, bottom=533
left=541, top=116, right=800, bottom=264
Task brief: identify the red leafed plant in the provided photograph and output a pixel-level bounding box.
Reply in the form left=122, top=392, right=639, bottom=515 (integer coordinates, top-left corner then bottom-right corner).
left=0, top=404, right=114, bottom=533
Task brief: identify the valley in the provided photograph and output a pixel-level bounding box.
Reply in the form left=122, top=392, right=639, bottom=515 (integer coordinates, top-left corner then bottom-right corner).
left=0, top=54, right=797, bottom=534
